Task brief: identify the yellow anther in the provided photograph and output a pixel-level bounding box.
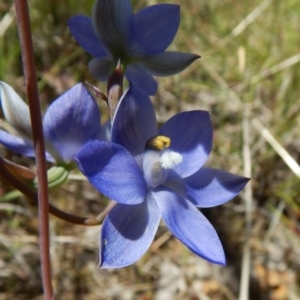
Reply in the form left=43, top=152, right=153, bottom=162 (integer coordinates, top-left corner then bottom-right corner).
left=146, top=135, right=171, bottom=151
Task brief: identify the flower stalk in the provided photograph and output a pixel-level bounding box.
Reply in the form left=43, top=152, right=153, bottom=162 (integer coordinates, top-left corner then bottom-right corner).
left=14, top=1, right=53, bottom=298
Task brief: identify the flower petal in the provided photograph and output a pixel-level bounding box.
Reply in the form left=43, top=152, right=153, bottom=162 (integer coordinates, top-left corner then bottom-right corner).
left=88, top=56, right=115, bottom=81
left=0, top=130, right=34, bottom=157
left=92, top=0, right=132, bottom=56
left=153, top=187, right=225, bottom=265
left=185, top=168, right=249, bottom=207
left=140, top=51, right=200, bottom=76
left=0, top=81, right=32, bottom=140
left=75, top=140, right=147, bottom=205
left=125, top=63, right=158, bottom=95
left=100, top=194, right=160, bottom=268
left=143, top=149, right=168, bottom=188
left=133, top=4, right=180, bottom=55
left=112, top=85, right=157, bottom=157
left=67, top=15, right=109, bottom=57
left=159, top=111, right=212, bottom=178
left=97, top=120, right=111, bottom=141
left=43, top=83, right=101, bottom=162
left=0, top=130, right=54, bottom=162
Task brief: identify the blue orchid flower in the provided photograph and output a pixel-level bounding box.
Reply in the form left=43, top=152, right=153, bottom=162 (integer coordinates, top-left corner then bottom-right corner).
left=75, top=86, right=249, bottom=268
left=0, top=82, right=104, bottom=164
left=68, top=0, right=200, bottom=95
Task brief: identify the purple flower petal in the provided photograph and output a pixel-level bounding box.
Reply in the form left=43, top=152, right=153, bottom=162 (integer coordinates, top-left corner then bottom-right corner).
left=159, top=111, right=212, bottom=178
left=92, top=0, right=133, bottom=56
left=75, top=140, right=147, bottom=205
left=140, top=51, right=200, bottom=76
left=125, top=63, right=158, bottom=95
left=100, top=194, right=160, bottom=268
left=0, top=81, right=32, bottom=140
left=112, top=85, right=157, bottom=157
left=133, top=4, right=180, bottom=55
left=88, top=56, right=115, bottom=81
left=67, top=15, right=109, bottom=57
left=153, top=188, right=225, bottom=265
left=0, top=130, right=34, bottom=157
left=43, top=83, right=101, bottom=163
left=185, top=168, right=250, bottom=207
left=96, top=120, right=111, bottom=141
left=0, top=130, right=55, bottom=162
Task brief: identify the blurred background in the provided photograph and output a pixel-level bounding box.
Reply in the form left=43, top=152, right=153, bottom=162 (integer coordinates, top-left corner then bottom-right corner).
left=0, top=0, right=300, bottom=299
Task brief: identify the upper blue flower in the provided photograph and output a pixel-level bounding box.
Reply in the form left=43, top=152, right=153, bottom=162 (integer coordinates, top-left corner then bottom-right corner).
left=68, top=0, right=200, bottom=95
left=0, top=82, right=104, bottom=164
left=75, top=86, right=249, bottom=268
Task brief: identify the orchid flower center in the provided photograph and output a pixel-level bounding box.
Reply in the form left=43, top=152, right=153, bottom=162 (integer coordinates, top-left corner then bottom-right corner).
left=145, top=135, right=171, bottom=150
left=143, top=135, right=182, bottom=188
left=160, top=150, right=183, bottom=169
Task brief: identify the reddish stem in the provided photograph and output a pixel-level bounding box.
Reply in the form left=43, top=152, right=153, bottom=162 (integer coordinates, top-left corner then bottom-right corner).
left=14, top=1, right=53, bottom=299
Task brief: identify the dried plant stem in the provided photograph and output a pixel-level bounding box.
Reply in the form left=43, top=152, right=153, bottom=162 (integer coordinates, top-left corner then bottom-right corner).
left=239, top=107, right=253, bottom=300
left=252, top=118, right=300, bottom=177
left=14, top=1, right=52, bottom=298
left=235, top=53, right=300, bottom=92
left=205, top=0, right=273, bottom=56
